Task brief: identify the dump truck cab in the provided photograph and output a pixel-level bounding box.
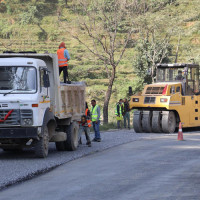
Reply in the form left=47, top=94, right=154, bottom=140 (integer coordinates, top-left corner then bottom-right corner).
left=0, top=57, right=50, bottom=126
left=130, top=63, right=200, bottom=133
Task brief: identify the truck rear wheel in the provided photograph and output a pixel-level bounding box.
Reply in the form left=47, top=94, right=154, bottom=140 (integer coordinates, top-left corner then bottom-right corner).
left=133, top=110, right=143, bottom=133
left=162, top=111, right=176, bottom=133
left=35, top=125, right=49, bottom=158
left=152, top=111, right=162, bottom=133
left=142, top=111, right=152, bottom=133
left=64, top=121, right=79, bottom=151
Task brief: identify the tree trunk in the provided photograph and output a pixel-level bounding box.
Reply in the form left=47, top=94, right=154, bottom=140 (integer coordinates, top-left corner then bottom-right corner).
left=151, top=64, right=156, bottom=83
left=65, top=0, right=68, bottom=7
left=103, top=66, right=116, bottom=124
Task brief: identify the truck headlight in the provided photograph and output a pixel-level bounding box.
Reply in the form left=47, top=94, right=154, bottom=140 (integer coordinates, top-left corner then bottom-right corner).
left=21, top=118, right=33, bottom=126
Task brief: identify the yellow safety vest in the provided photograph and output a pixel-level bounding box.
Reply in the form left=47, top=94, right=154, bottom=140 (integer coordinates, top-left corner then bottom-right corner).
left=91, top=105, right=99, bottom=122
left=115, top=103, right=123, bottom=120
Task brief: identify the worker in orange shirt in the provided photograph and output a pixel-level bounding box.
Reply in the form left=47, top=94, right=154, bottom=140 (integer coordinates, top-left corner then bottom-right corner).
left=57, top=42, right=70, bottom=83
left=79, top=102, right=92, bottom=147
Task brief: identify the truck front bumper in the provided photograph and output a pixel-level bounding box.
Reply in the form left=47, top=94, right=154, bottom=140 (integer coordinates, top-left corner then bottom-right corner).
left=0, top=127, right=38, bottom=139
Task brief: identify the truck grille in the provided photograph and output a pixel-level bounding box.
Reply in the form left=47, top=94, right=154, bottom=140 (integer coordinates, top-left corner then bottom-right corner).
left=145, top=87, right=164, bottom=94
left=0, top=109, right=33, bottom=126
left=0, top=109, right=20, bottom=126
left=20, top=110, right=33, bottom=120
left=144, top=97, right=156, bottom=104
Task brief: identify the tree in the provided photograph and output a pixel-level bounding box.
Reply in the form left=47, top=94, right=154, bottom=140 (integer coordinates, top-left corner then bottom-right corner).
left=70, top=0, right=136, bottom=124
left=133, top=22, right=173, bottom=91
left=19, top=4, right=48, bottom=40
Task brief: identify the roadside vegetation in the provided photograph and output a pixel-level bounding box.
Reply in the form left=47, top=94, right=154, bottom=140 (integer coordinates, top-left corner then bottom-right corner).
left=0, top=0, right=199, bottom=123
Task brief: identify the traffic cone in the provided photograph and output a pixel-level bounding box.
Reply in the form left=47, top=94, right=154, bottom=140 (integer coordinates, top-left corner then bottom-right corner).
left=177, top=122, right=184, bottom=141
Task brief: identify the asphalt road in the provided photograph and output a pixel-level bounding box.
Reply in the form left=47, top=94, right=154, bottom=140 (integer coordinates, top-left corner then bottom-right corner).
left=0, top=129, right=153, bottom=189
left=1, top=131, right=200, bottom=200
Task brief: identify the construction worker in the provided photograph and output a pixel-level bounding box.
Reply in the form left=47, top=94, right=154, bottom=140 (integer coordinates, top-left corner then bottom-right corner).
left=175, top=70, right=184, bottom=81
left=78, top=115, right=92, bottom=147
left=57, top=42, right=70, bottom=83
left=85, top=102, right=91, bottom=119
left=123, top=98, right=130, bottom=129
left=115, top=99, right=123, bottom=129
left=79, top=102, right=92, bottom=147
left=91, top=99, right=101, bottom=142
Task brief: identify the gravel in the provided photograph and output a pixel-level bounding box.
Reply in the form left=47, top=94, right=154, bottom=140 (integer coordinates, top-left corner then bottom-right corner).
left=0, top=129, right=158, bottom=190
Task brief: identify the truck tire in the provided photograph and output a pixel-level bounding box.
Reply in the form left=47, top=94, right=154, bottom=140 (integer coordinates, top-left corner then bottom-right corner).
left=34, top=125, right=49, bottom=158
left=65, top=121, right=79, bottom=151
left=162, top=111, right=176, bottom=133
left=133, top=110, right=143, bottom=133
left=55, top=141, right=65, bottom=151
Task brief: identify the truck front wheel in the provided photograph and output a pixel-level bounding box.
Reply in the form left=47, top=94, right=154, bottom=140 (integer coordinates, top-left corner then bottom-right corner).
left=34, top=125, right=49, bottom=158
left=65, top=121, right=79, bottom=151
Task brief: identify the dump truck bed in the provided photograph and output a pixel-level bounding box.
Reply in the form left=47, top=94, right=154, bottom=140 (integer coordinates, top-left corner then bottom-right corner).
left=58, top=82, right=85, bottom=120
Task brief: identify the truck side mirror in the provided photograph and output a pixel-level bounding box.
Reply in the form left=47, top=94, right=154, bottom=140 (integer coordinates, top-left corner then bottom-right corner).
left=43, top=73, right=50, bottom=88
left=129, top=86, right=133, bottom=96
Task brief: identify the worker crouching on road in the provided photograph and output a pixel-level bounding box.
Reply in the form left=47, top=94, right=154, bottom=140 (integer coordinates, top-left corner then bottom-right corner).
left=91, top=99, right=101, bottom=142
left=78, top=114, right=92, bottom=147
left=115, top=99, right=123, bottom=129
left=57, top=42, right=70, bottom=83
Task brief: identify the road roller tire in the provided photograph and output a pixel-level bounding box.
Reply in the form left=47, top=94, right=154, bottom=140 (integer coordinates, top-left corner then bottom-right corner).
left=142, top=111, right=152, bottom=133
left=152, top=111, right=162, bottom=133
left=133, top=111, right=143, bottom=133
left=162, top=111, right=176, bottom=133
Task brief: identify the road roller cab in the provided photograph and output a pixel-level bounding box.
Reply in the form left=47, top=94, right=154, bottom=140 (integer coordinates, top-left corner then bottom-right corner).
left=130, top=63, right=200, bottom=133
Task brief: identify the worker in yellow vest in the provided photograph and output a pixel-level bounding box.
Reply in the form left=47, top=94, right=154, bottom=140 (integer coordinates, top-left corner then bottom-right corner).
left=115, top=99, right=123, bottom=129
left=57, top=42, right=70, bottom=83
left=91, top=99, right=101, bottom=142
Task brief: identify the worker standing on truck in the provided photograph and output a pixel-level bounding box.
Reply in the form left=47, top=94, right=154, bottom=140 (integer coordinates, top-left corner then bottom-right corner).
left=91, top=99, right=101, bottom=142
left=57, top=42, right=70, bottom=83
left=115, top=99, right=123, bottom=129
left=123, top=98, right=130, bottom=129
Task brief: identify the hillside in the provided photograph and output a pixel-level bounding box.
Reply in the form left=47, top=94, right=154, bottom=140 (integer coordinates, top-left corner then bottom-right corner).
left=0, top=0, right=199, bottom=122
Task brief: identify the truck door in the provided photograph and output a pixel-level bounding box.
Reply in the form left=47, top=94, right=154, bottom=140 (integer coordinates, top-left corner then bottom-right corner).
left=39, top=68, right=50, bottom=125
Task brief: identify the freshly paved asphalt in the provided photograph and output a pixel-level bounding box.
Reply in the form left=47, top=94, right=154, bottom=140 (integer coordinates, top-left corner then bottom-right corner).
left=0, top=129, right=143, bottom=189
left=1, top=132, right=200, bottom=200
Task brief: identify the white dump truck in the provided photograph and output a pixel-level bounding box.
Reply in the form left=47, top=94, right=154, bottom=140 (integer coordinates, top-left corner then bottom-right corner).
left=0, top=53, right=85, bottom=157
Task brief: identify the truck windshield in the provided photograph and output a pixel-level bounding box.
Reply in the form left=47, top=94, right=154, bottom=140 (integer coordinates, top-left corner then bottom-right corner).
left=0, top=66, right=37, bottom=94
left=157, top=67, right=185, bottom=82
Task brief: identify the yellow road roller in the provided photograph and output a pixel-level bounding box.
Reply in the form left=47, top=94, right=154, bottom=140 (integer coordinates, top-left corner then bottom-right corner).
left=129, top=63, right=200, bottom=133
